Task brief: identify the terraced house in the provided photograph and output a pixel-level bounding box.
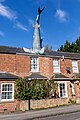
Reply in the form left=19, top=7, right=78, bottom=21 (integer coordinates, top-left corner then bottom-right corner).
left=0, top=45, right=80, bottom=110
left=0, top=7, right=80, bottom=112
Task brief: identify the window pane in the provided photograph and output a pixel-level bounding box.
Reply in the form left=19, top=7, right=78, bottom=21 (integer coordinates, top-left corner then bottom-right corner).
left=8, top=92, right=12, bottom=99
left=2, top=92, right=6, bottom=99
left=2, top=84, right=7, bottom=91
left=8, top=84, right=12, bottom=91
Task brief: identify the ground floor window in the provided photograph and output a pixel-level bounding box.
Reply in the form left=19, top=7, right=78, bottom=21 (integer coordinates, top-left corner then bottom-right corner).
left=71, top=82, right=75, bottom=95
left=58, top=82, right=67, bottom=98
left=1, top=83, right=14, bottom=101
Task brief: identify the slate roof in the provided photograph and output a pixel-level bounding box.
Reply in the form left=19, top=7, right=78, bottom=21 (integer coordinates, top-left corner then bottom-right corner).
left=51, top=73, right=69, bottom=79
left=28, top=73, right=47, bottom=80
left=0, top=46, right=80, bottom=59
left=0, top=72, right=19, bottom=79
left=72, top=73, right=80, bottom=78
left=51, top=73, right=80, bottom=80
left=0, top=46, right=24, bottom=54
left=44, top=50, right=80, bottom=59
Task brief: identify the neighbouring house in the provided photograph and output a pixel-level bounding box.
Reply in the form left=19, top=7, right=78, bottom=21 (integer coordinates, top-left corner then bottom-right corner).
left=0, top=7, right=80, bottom=112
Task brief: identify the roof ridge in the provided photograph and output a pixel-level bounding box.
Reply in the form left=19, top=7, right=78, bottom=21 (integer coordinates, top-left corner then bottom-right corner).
left=0, top=45, right=23, bottom=49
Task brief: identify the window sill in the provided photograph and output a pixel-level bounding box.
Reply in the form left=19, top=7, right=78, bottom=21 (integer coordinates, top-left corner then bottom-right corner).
left=30, top=71, right=39, bottom=73
left=1, top=99, right=14, bottom=103
left=53, top=72, right=61, bottom=73
left=59, top=96, right=68, bottom=98
left=73, top=72, right=79, bottom=74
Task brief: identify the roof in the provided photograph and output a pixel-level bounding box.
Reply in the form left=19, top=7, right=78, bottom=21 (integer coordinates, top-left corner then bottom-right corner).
left=0, top=72, right=19, bottom=79
left=0, top=46, right=24, bottom=54
left=72, top=73, right=80, bottom=78
left=51, top=73, right=80, bottom=80
left=51, top=73, right=69, bottom=80
left=0, top=46, right=80, bottom=59
left=44, top=50, right=80, bottom=59
left=28, top=73, right=47, bottom=80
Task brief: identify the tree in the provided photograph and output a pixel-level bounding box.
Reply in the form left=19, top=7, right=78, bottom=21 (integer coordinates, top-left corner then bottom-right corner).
left=70, top=42, right=76, bottom=52
left=45, top=45, right=49, bottom=51
left=49, top=46, right=53, bottom=51
left=59, top=45, right=64, bottom=51
left=45, top=45, right=53, bottom=51
left=58, top=37, right=80, bottom=53
left=63, top=40, right=71, bottom=52
left=75, top=37, right=80, bottom=52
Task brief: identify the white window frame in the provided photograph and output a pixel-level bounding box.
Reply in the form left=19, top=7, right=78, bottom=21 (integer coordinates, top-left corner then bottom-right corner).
left=72, top=60, right=78, bottom=73
left=30, top=57, right=39, bottom=72
left=58, top=82, right=68, bottom=98
left=1, top=83, right=14, bottom=102
left=71, top=82, right=75, bottom=95
left=53, top=59, right=60, bottom=73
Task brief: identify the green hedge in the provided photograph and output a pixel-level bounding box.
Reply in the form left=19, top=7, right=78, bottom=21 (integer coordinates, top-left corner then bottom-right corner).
left=14, top=78, right=57, bottom=100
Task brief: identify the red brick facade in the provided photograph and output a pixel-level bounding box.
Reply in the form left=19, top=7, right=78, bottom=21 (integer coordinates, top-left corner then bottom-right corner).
left=0, top=54, right=30, bottom=78
left=0, top=52, right=80, bottom=112
left=0, top=54, right=80, bottom=78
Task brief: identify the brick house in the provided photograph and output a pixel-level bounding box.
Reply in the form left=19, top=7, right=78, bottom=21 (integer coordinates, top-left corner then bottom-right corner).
left=0, top=7, right=80, bottom=111
left=0, top=46, right=80, bottom=102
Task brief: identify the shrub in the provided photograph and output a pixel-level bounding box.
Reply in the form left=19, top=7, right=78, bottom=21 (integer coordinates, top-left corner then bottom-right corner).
left=14, top=78, right=57, bottom=100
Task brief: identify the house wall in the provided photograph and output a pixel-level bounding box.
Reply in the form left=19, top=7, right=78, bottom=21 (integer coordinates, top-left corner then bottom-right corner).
left=0, top=53, right=80, bottom=78
left=63, top=80, right=80, bottom=98
left=60, top=59, right=73, bottom=75
left=15, top=55, right=30, bottom=78
left=39, top=57, right=53, bottom=78
left=0, top=100, right=19, bottom=112
left=0, top=54, right=16, bottom=73
left=74, top=80, right=80, bottom=97
left=0, top=54, right=30, bottom=78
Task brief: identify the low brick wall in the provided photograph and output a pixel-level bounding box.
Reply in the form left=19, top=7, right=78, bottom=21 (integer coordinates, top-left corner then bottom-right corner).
left=0, top=100, right=19, bottom=112
left=1, top=97, right=80, bottom=112
left=20, top=98, right=69, bottom=111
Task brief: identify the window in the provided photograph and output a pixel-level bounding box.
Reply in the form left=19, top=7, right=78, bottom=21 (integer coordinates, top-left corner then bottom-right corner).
left=1, top=83, right=14, bottom=101
left=71, top=82, right=75, bottom=95
left=53, top=59, right=60, bottom=73
left=58, top=82, right=67, bottom=98
left=30, top=57, right=38, bottom=72
left=72, top=60, right=78, bottom=73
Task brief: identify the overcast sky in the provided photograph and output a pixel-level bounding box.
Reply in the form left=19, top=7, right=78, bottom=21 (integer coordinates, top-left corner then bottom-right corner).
left=0, top=0, right=80, bottom=50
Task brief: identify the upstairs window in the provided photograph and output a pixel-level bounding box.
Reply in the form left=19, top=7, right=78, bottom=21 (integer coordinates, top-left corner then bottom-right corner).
left=30, top=57, right=38, bottom=72
left=72, top=60, right=78, bottom=73
left=53, top=59, right=60, bottom=73
left=1, top=83, right=14, bottom=101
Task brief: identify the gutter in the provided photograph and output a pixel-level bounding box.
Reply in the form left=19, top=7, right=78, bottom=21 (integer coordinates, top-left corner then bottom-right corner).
left=16, top=52, right=79, bottom=59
